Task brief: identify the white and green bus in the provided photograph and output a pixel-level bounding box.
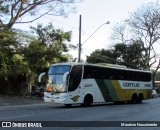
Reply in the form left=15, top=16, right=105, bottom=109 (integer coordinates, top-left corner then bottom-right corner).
left=39, top=62, right=152, bottom=107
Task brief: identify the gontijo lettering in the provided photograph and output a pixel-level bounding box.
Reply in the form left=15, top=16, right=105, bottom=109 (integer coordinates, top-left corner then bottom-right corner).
left=123, top=83, right=140, bottom=87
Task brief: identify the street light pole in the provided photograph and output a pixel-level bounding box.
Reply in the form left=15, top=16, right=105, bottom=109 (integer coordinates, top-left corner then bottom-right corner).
left=82, top=21, right=110, bottom=46
left=78, top=21, right=110, bottom=62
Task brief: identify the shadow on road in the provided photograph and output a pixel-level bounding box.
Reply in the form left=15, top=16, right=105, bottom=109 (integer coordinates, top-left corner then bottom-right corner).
left=47, top=100, right=149, bottom=109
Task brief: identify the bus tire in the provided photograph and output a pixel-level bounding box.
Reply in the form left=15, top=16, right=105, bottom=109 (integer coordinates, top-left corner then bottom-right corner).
left=81, top=94, right=93, bottom=107
left=131, top=94, right=137, bottom=104
left=137, top=94, right=143, bottom=104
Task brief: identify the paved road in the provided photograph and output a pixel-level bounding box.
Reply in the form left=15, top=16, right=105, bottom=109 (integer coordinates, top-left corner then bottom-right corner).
left=0, top=97, right=160, bottom=130
left=0, top=95, right=43, bottom=106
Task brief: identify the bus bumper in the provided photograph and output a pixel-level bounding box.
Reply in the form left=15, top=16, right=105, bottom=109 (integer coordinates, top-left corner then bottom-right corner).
left=44, top=92, right=53, bottom=102
left=43, top=92, right=67, bottom=103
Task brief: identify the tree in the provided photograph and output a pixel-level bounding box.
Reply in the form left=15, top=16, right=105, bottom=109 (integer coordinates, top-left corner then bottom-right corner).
left=111, top=2, right=160, bottom=80
left=0, top=0, right=80, bottom=29
left=0, top=27, right=29, bottom=95
left=86, top=41, right=145, bottom=69
left=110, top=41, right=146, bottom=69
left=0, top=23, right=73, bottom=95
left=30, top=23, right=74, bottom=63
left=127, top=3, right=160, bottom=70
left=152, top=59, right=160, bottom=81
left=30, top=23, right=72, bottom=52
left=123, top=40, right=147, bottom=69
left=112, top=43, right=127, bottom=64
left=154, top=70, right=160, bottom=81
left=111, top=22, right=128, bottom=44
left=0, top=26, right=20, bottom=77
left=86, top=49, right=116, bottom=64
left=21, top=24, right=73, bottom=92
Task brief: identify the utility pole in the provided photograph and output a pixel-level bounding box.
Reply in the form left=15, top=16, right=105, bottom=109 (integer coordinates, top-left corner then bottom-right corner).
left=78, top=15, right=82, bottom=62
left=78, top=16, right=110, bottom=62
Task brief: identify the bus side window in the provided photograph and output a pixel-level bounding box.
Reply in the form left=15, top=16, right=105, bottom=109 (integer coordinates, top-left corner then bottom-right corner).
left=83, top=66, right=92, bottom=79
left=68, top=65, right=82, bottom=92
left=110, top=69, right=117, bottom=80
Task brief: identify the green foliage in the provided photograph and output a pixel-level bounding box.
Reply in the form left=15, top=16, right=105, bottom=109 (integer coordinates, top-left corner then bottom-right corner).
left=120, top=40, right=147, bottom=69
left=112, top=43, right=127, bottom=63
left=151, top=70, right=160, bottom=81
left=0, top=23, right=73, bottom=95
left=0, top=27, right=20, bottom=77
left=30, top=23, right=72, bottom=52
left=0, top=23, right=73, bottom=78
left=87, top=40, right=146, bottom=69
left=0, top=0, right=78, bottom=94
left=18, top=24, right=73, bottom=86
left=86, top=49, right=116, bottom=64
left=155, top=71, right=160, bottom=81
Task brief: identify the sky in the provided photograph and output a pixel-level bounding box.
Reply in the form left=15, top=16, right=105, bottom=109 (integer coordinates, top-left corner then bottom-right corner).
left=13, top=0, right=159, bottom=61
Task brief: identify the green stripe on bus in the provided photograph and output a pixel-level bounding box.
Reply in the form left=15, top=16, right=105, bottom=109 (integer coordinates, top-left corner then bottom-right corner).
left=95, top=79, right=113, bottom=102
left=104, top=80, right=119, bottom=101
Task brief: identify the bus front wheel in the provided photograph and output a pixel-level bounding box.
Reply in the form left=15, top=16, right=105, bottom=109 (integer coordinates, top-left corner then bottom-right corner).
left=81, top=95, right=93, bottom=107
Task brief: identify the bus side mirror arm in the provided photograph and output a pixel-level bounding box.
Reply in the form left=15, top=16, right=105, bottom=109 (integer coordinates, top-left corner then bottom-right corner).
left=38, top=72, right=46, bottom=83
left=63, top=72, right=69, bottom=85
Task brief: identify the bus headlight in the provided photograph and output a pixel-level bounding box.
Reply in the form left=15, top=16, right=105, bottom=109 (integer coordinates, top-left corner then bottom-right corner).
left=47, top=87, right=54, bottom=92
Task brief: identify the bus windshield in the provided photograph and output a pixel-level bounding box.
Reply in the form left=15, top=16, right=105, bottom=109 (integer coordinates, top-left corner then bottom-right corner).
left=48, top=65, right=71, bottom=75
left=47, top=65, right=71, bottom=93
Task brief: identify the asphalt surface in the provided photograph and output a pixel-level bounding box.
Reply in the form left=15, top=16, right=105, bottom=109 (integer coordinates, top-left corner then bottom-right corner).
left=0, top=97, right=160, bottom=130
left=0, top=95, right=44, bottom=106
left=0, top=95, right=160, bottom=130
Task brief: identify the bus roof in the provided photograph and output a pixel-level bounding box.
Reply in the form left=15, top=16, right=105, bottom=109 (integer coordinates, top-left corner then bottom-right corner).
left=50, top=62, right=151, bottom=73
